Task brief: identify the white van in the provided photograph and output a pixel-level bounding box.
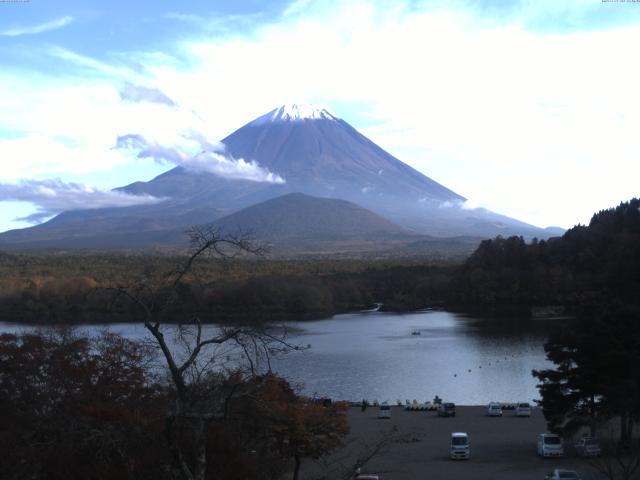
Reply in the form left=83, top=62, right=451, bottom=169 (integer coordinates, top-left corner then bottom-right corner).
left=486, top=402, right=503, bottom=417
left=378, top=403, right=391, bottom=419
left=450, top=432, right=470, bottom=460
left=537, top=433, right=564, bottom=457
left=516, top=402, right=532, bottom=417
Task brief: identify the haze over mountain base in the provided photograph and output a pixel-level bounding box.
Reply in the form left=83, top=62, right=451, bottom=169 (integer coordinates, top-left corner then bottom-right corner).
left=0, top=104, right=562, bottom=255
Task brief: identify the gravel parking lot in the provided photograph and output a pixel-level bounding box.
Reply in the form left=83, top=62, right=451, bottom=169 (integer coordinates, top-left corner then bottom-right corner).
left=313, top=406, right=604, bottom=480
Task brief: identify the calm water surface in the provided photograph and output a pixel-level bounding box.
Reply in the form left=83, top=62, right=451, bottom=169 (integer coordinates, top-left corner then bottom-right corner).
left=0, top=310, right=561, bottom=405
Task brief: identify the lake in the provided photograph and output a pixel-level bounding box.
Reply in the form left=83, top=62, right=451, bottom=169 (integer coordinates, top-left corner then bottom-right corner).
left=0, top=309, right=561, bottom=405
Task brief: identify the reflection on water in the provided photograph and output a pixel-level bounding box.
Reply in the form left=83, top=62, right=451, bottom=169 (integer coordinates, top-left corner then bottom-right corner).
left=271, top=310, right=560, bottom=404
left=0, top=310, right=563, bottom=405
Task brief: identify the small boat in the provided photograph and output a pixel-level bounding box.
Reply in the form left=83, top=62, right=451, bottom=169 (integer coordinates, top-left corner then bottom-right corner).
left=411, top=330, right=421, bottom=335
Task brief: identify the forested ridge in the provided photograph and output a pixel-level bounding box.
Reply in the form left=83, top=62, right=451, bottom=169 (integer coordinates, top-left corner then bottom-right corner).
left=0, top=198, right=638, bottom=324
left=0, top=254, right=455, bottom=324
left=527, top=198, right=640, bottom=466
left=450, top=198, right=640, bottom=313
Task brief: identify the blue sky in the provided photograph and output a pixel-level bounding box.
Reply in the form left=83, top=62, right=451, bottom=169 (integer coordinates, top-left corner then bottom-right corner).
left=1, top=0, right=640, bottom=232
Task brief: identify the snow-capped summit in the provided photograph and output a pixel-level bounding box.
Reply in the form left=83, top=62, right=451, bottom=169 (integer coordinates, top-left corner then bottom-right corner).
left=250, top=104, right=338, bottom=125
left=0, top=99, right=557, bottom=250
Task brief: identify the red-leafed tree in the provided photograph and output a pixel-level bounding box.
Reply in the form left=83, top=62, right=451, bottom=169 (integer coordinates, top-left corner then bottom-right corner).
left=257, top=375, right=349, bottom=480
left=204, top=374, right=350, bottom=480
left=0, top=328, right=166, bottom=480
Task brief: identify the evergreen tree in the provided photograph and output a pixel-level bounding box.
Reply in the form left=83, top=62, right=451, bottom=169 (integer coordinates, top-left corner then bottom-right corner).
left=534, top=303, right=640, bottom=443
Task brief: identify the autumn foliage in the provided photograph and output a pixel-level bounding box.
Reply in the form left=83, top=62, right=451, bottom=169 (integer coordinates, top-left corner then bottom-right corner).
left=0, top=253, right=454, bottom=324
left=0, top=329, right=166, bottom=480
left=0, top=330, right=349, bottom=479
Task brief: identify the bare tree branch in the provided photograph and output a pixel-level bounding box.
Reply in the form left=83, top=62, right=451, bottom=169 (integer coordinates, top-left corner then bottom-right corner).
left=99, top=226, right=302, bottom=480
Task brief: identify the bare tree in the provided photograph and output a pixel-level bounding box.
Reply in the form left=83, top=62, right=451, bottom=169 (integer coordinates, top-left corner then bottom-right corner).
left=310, top=426, right=412, bottom=480
left=109, top=226, right=299, bottom=480
left=585, top=438, right=640, bottom=480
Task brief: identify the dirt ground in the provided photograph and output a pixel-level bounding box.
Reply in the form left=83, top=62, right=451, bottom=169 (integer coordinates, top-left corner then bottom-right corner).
left=305, top=406, right=606, bottom=480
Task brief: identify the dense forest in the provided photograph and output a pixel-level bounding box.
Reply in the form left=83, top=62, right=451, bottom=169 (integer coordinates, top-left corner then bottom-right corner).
left=0, top=198, right=638, bottom=324
left=450, top=198, right=640, bottom=313
left=525, top=199, right=640, bottom=469
left=0, top=254, right=456, bottom=324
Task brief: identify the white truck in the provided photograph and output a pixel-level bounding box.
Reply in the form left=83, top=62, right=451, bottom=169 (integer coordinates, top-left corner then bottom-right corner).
left=450, top=432, right=470, bottom=460
left=378, top=403, right=391, bottom=419
left=515, top=402, right=532, bottom=417
left=486, top=402, right=503, bottom=416
left=537, top=433, right=564, bottom=457
left=574, top=436, right=601, bottom=457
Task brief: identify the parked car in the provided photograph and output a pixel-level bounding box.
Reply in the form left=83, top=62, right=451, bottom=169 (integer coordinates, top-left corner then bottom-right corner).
left=378, top=403, right=391, bottom=419
left=574, top=436, right=601, bottom=457
left=544, top=469, right=581, bottom=480
left=354, top=468, right=381, bottom=480
left=450, top=432, right=470, bottom=460
left=538, top=433, right=564, bottom=457
left=438, top=402, right=456, bottom=417
left=515, top=402, right=532, bottom=417
left=487, top=402, right=503, bottom=416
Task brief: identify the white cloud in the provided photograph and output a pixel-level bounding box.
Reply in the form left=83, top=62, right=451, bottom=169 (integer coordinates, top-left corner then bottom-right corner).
left=120, top=83, right=177, bottom=106
left=1, top=16, right=74, bottom=37
left=460, top=200, right=483, bottom=211
left=0, top=68, right=210, bottom=182
left=115, top=134, right=285, bottom=184
left=0, top=179, right=166, bottom=223
left=169, top=0, right=635, bottom=230
left=164, top=12, right=203, bottom=23
left=438, top=198, right=484, bottom=211
left=1, top=1, right=639, bottom=230
left=46, top=46, right=141, bottom=80
left=0, top=134, right=128, bottom=181
left=282, top=0, right=314, bottom=17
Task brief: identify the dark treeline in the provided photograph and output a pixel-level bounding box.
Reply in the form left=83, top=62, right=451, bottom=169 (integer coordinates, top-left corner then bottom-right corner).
left=526, top=199, right=640, bottom=462
left=1, top=198, right=639, bottom=324
left=0, top=254, right=456, bottom=324
left=450, top=198, right=640, bottom=314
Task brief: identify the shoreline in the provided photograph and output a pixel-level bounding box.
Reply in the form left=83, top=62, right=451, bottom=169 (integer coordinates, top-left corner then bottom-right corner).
left=0, top=302, right=570, bottom=327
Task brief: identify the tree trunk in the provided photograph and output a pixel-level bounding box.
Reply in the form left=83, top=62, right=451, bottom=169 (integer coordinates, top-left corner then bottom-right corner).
left=193, top=418, right=207, bottom=480
left=621, top=413, right=630, bottom=446
left=589, top=395, right=597, bottom=437
left=165, top=414, right=195, bottom=480
left=164, top=395, right=211, bottom=480
left=292, top=455, right=301, bottom=480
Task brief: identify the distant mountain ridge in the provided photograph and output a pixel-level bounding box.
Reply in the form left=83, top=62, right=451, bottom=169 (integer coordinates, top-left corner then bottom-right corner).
left=208, top=193, right=480, bottom=259
left=0, top=104, right=561, bottom=253
left=212, top=193, right=405, bottom=239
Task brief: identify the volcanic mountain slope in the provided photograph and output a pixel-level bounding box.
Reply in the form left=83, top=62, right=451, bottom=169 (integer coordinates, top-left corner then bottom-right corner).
left=117, top=104, right=466, bottom=225
left=208, top=193, right=480, bottom=258
left=211, top=192, right=405, bottom=239
left=0, top=104, right=557, bottom=251
left=120, top=104, right=550, bottom=238
left=214, top=105, right=549, bottom=237
left=121, top=105, right=463, bottom=208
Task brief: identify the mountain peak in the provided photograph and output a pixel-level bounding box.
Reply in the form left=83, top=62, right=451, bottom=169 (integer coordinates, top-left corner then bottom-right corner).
left=250, top=104, right=338, bottom=126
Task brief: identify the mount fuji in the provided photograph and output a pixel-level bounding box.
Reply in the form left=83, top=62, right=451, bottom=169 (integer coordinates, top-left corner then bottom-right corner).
left=0, top=104, right=558, bottom=253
